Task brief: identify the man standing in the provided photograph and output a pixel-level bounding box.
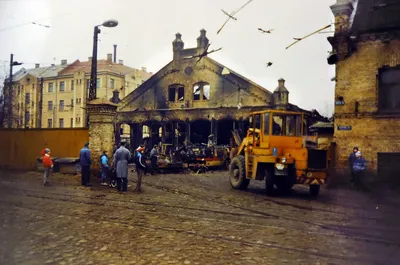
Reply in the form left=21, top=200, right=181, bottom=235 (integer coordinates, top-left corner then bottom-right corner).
left=42, top=148, right=53, bottom=187
left=135, top=146, right=146, bottom=192
left=113, top=140, right=131, bottom=192
left=79, top=142, right=92, bottom=187
left=150, top=145, right=159, bottom=175
left=348, top=146, right=359, bottom=184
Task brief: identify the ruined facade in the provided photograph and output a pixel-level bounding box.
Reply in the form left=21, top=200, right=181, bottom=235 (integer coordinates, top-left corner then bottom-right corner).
left=115, top=30, right=324, bottom=150
left=328, top=0, right=400, bottom=175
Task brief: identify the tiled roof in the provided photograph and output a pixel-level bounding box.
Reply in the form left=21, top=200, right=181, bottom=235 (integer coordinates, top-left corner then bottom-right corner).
left=351, top=0, right=400, bottom=34
left=12, top=64, right=67, bottom=81
left=59, top=60, right=140, bottom=76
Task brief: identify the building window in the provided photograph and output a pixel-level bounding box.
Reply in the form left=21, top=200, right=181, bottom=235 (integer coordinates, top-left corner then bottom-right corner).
left=25, top=93, right=30, bottom=105
left=193, top=82, right=211, bottom=101
left=25, top=111, right=30, bottom=127
left=96, top=78, right=100, bottom=89
left=32, top=84, right=35, bottom=89
left=48, top=82, right=54, bottom=92
left=48, top=119, right=52, bottom=128
left=60, top=81, right=65, bottom=92
left=17, top=103, right=20, bottom=112
left=71, top=80, right=74, bottom=91
left=143, top=125, right=150, bottom=138
left=110, top=78, right=115, bottom=89
left=59, top=118, right=64, bottom=128
left=378, top=67, right=400, bottom=113
left=168, top=84, right=185, bottom=102
left=59, top=100, right=64, bottom=111
left=76, top=117, right=81, bottom=124
left=18, top=85, right=20, bottom=95
left=71, top=118, right=73, bottom=128
left=48, top=101, right=53, bottom=111
left=86, top=79, right=90, bottom=89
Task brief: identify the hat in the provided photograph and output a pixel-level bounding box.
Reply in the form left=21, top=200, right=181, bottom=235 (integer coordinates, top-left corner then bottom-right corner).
left=120, top=139, right=127, bottom=144
left=45, top=148, right=50, bottom=154
left=355, top=151, right=361, bottom=157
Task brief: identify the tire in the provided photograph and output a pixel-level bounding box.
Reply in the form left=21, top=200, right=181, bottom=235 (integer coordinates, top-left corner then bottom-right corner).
left=310, top=185, right=320, bottom=197
left=229, top=155, right=250, bottom=190
left=265, top=169, right=275, bottom=196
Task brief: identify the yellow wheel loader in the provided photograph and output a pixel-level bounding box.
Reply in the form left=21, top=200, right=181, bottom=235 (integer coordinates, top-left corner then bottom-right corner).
left=229, top=110, right=328, bottom=197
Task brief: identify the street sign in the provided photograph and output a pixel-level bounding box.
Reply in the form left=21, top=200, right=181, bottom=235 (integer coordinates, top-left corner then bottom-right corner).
left=335, top=100, right=345, bottom=106
left=337, top=125, right=352, bottom=131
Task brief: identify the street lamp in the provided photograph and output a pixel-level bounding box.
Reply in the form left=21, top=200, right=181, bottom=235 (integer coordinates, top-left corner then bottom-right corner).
left=88, top=19, right=118, bottom=101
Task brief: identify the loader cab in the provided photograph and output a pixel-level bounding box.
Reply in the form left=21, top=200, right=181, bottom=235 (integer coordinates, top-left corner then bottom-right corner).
left=248, top=110, right=304, bottom=150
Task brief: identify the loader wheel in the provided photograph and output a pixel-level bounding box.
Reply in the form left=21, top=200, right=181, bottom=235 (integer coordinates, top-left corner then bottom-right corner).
left=229, top=155, right=250, bottom=190
left=309, top=185, right=320, bottom=197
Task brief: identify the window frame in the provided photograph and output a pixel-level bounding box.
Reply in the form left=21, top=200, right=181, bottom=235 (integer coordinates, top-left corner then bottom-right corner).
left=48, top=82, right=54, bottom=92
left=378, top=66, right=400, bottom=114
left=59, top=81, right=65, bottom=92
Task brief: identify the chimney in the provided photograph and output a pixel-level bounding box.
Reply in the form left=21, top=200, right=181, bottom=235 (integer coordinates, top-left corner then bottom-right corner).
left=35, top=63, right=40, bottom=68
left=172, top=33, right=184, bottom=61
left=107, top=53, right=112, bottom=62
left=113, top=44, right=117, bottom=63
left=197, top=29, right=209, bottom=50
left=330, top=0, right=354, bottom=33
left=88, top=56, right=92, bottom=61
left=118, top=60, right=123, bottom=65
left=61, top=59, right=67, bottom=65
left=141, top=66, right=147, bottom=72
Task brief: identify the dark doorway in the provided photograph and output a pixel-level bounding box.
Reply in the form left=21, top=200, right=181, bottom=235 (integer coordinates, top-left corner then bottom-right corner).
left=378, top=152, right=400, bottom=184
left=190, top=120, right=211, bottom=144
left=217, top=119, right=238, bottom=145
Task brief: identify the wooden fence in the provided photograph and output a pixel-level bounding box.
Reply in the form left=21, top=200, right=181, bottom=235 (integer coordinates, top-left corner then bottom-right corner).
left=0, top=128, right=88, bottom=170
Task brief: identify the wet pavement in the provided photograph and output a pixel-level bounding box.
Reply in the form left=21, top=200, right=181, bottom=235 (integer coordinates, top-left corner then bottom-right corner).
left=1, top=169, right=400, bottom=265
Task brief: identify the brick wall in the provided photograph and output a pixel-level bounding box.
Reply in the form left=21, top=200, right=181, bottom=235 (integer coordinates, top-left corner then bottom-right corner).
left=334, top=39, right=400, bottom=172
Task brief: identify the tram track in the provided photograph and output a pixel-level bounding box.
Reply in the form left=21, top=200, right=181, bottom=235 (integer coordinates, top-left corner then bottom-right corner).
left=2, top=186, right=400, bottom=248
left=0, top=200, right=385, bottom=265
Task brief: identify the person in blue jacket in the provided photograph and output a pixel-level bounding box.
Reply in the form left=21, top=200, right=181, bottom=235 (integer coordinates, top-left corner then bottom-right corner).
left=352, top=151, right=367, bottom=190
left=100, top=151, right=109, bottom=186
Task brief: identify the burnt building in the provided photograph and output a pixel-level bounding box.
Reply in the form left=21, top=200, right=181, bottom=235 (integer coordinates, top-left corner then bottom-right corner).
left=115, top=30, right=325, bottom=149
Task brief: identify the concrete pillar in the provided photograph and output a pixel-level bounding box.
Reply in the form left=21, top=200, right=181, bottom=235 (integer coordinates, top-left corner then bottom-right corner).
left=87, top=99, right=118, bottom=171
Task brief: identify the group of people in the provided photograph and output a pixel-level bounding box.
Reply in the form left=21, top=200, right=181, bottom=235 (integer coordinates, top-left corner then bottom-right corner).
left=41, top=140, right=160, bottom=192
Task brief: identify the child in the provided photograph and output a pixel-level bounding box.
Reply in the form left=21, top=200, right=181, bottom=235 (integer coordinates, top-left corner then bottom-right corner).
left=100, top=151, right=109, bottom=186
left=42, top=148, right=53, bottom=186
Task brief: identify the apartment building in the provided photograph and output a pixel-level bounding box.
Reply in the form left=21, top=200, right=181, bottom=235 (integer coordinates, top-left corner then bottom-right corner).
left=4, top=54, right=152, bottom=128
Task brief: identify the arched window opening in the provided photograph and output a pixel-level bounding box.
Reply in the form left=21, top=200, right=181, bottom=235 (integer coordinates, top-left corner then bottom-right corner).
left=193, top=82, right=211, bottom=101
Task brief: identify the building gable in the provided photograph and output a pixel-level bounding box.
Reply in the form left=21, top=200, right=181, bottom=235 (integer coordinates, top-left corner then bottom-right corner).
left=118, top=56, right=272, bottom=112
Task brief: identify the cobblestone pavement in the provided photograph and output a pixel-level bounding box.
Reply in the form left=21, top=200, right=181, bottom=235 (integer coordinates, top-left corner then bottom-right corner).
left=1, top=169, right=400, bottom=265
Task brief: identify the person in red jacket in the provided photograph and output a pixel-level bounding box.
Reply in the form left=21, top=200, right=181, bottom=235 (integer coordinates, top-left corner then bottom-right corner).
left=42, top=148, right=53, bottom=186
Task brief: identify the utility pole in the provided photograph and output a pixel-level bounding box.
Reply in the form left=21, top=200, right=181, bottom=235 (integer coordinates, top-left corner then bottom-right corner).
left=89, top=26, right=100, bottom=101
left=7, top=54, right=22, bottom=128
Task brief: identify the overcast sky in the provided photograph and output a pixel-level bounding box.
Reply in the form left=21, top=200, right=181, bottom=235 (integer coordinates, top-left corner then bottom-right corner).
left=0, top=0, right=336, bottom=116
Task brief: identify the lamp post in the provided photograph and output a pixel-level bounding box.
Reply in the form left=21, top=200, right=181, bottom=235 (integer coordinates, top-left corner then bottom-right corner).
left=88, top=19, right=118, bottom=101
